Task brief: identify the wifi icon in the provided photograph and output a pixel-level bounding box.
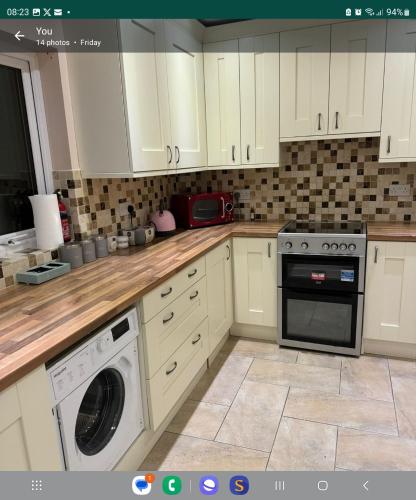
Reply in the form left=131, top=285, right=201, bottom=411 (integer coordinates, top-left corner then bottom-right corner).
left=365, top=8, right=375, bottom=15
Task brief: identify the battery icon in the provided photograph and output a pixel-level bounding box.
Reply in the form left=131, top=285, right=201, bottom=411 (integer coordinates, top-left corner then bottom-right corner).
left=404, top=9, right=410, bottom=16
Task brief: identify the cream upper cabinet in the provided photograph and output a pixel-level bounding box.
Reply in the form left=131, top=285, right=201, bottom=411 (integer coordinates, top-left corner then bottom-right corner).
left=280, top=26, right=330, bottom=138
left=240, top=34, right=280, bottom=165
left=364, top=241, right=416, bottom=344
left=380, top=20, right=416, bottom=162
left=119, top=20, right=173, bottom=173
left=329, top=21, right=386, bottom=135
left=165, top=23, right=207, bottom=170
left=206, top=240, right=233, bottom=354
left=204, top=40, right=241, bottom=167
left=233, top=238, right=277, bottom=327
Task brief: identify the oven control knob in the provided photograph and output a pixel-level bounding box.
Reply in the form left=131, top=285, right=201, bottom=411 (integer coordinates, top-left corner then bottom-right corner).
left=322, top=243, right=330, bottom=250
left=348, top=243, right=356, bottom=251
left=301, top=242, right=309, bottom=250
left=339, top=243, right=347, bottom=251
left=331, top=243, right=339, bottom=250
left=285, top=241, right=292, bottom=249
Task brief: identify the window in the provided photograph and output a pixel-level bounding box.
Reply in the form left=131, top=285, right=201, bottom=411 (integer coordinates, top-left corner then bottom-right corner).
left=0, top=54, right=48, bottom=249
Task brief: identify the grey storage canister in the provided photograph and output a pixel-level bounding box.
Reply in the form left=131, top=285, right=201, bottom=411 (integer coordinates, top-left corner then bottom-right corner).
left=58, top=243, right=84, bottom=268
left=94, top=235, right=109, bottom=258
left=81, top=239, right=97, bottom=263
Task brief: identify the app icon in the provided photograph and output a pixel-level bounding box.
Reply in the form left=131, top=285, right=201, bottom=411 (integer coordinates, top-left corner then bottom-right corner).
left=230, top=476, right=249, bottom=495
left=163, top=476, right=182, bottom=495
left=132, top=474, right=155, bottom=496
left=199, top=476, right=219, bottom=495
left=345, top=8, right=352, bottom=16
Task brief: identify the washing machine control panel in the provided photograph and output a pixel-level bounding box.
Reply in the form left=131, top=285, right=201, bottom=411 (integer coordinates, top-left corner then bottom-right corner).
left=48, top=308, right=139, bottom=404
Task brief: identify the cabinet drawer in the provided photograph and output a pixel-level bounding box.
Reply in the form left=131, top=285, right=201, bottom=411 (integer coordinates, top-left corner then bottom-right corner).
left=147, top=317, right=208, bottom=430
left=143, top=276, right=208, bottom=378
left=140, top=256, right=206, bottom=322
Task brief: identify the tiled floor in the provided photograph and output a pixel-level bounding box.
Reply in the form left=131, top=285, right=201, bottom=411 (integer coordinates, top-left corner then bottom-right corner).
left=141, top=337, right=416, bottom=471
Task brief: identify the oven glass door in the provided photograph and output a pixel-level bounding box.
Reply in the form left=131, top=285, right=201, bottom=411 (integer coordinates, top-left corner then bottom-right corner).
left=281, top=288, right=358, bottom=348
left=282, top=254, right=360, bottom=292
left=191, top=199, right=222, bottom=222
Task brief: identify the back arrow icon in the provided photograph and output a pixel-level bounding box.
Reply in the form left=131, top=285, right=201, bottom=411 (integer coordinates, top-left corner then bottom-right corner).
left=15, top=31, right=25, bottom=41
left=363, top=481, right=369, bottom=491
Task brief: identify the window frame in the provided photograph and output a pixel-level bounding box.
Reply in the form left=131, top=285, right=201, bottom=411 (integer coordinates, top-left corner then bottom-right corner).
left=0, top=52, right=53, bottom=251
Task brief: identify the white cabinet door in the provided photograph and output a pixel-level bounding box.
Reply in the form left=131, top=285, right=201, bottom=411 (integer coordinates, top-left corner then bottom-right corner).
left=380, top=21, right=416, bottom=161
left=280, top=26, right=330, bottom=138
left=120, top=20, right=173, bottom=172
left=206, top=240, right=233, bottom=354
left=204, top=41, right=241, bottom=167
left=240, top=34, right=279, bottom=165
left=329, top=21, right=386, bottom=135
left=165, top=23, right=207, bottom=170
left=364, top=241, right=416, bottom=344
left=233, top=238, right=277, bottom=327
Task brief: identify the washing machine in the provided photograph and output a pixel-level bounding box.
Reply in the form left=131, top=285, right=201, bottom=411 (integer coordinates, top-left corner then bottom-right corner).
left=48, top=307, right=145, bottom=470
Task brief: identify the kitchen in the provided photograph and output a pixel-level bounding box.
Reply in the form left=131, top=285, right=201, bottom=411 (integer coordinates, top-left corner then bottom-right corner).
left=0, top=17, right=416, bottom=473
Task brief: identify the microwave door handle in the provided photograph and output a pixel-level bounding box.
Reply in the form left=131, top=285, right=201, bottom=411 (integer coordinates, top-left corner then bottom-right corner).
left=220, top=197, right=225, bottom=219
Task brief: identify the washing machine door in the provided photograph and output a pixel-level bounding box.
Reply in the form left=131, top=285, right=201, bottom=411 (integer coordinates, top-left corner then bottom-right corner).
left=57, top=341, right=144, bottom=470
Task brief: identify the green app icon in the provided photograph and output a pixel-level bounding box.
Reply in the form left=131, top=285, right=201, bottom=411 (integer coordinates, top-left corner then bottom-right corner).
left=162, top=476, right=182, bottom=495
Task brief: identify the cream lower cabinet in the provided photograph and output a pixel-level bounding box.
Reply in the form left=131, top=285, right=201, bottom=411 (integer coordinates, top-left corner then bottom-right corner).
left=364, top=241, right=416, bottom=344
left=206, top=240, right=233, bottom=354
left=0, top=366, right=62, bottom=471
left=233, top=238, right=277, bottom=328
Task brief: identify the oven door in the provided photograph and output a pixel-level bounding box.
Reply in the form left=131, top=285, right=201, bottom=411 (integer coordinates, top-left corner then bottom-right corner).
left=282, top=254, right=361, bottom=293
left=278, top=287, right=363, bottom=355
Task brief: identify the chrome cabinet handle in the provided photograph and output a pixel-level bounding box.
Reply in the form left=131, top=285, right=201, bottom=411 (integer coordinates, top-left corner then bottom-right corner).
left=387, top=136, right=391, bottom=154
left=232, top=145, right=235, bottom=162
left=166, top=361, right=177, bottom=375
left=163, top=311, right=174, bottom=324
left=167, top=145, right=173, bottom=164
left=188, top=269, right=197, bottom=278
left=190, top=290, right=199, bottom=300
left=175, top=146, right=180, bottom=164
left=246, top=145, right=250, bottom=162
left=268, top=242, right=271, bottom=258
left=335, top=111, right=339, bottom=130
left=374, top=246, right=379, bottom=264
left=192, top=334, right=201, bottom=345
left=318, top=113, right=322, bottom=131
left=226, top=244, right=231, bottom=261
left=161, top=287, right=172, bottom=298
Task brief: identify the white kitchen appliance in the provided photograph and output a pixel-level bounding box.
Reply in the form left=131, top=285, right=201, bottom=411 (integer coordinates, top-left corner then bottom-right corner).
left=48, top=308, right=145, bottom=470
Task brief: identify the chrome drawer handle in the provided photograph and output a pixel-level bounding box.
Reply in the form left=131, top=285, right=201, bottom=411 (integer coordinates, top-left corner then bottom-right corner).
left=226, top=244, right=231, bottom=260
left=387, top=135, right=391, bottom=154
left=232, top=145, right=235, bottom=162
left=246, top=145, right=250, bottom=161
left=188, top=269, right=197, bottom=278
left=374, top=246, right=379, bottom=264
left=335, top=111, right=339, bottom=129
left=167, top=145, right=173, bottom=164
left=190, top=290, right=199, bottom=300
left=318, top=112, right=322, bottom=131
left=175, top=146, right=180, bottom=164
left=163, top=312, right=174, bottom=324
left=268, top=242, right=271, bottom=258
left=192, top=334, right=201, bottom=345
left=161, top=287, right=172, bottom=298
left=166, top=361, right=177, bottom=375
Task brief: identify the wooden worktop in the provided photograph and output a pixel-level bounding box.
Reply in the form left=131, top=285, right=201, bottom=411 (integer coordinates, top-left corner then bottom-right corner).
left=0, top=219, right=415, bottom=392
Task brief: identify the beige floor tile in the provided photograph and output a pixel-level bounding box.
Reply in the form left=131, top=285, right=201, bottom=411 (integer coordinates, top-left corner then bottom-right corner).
left=216, top=380, right=288, bottom=452
left=246, top=358, right=340, bottom=393
left=267, top=417, right=337, bottom=471
left=222, top=337, right=298, bottom=363
left=284, top=388, right=398, bottom=436
left=297, top=351, right=342, bottom=370
left=340, top=356, right=393, bottom=402
left=140, top=432, right=268, bottom=471
left=189, top=353, right=252, bottom=405
left=337, top=428, right=416, bottom=471
left=391, top=375, right=416, bottom=439
left=166, top=400, right=228, bottom=440
left=389, top=358, right=416, bottom=379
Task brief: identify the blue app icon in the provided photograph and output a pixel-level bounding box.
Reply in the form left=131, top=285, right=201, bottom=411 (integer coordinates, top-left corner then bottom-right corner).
left=229, top=476, right=249, bottom=495
left=199, top=475, right=219, bottom=495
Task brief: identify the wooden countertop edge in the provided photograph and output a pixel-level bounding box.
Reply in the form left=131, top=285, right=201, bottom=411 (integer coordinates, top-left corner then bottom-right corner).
left=1, top=220, right=416, bottom=392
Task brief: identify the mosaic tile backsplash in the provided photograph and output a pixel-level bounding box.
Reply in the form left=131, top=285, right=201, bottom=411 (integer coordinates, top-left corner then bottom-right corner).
left=52, top=137, right=416, bottom=240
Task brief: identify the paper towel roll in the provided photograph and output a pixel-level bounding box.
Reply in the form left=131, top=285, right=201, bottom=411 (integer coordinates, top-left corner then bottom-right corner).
left=29, top=194, right=64, bottom=250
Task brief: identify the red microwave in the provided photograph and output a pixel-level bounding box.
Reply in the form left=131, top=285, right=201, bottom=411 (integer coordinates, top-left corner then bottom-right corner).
left=171, top=192, right=234, bottom=229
